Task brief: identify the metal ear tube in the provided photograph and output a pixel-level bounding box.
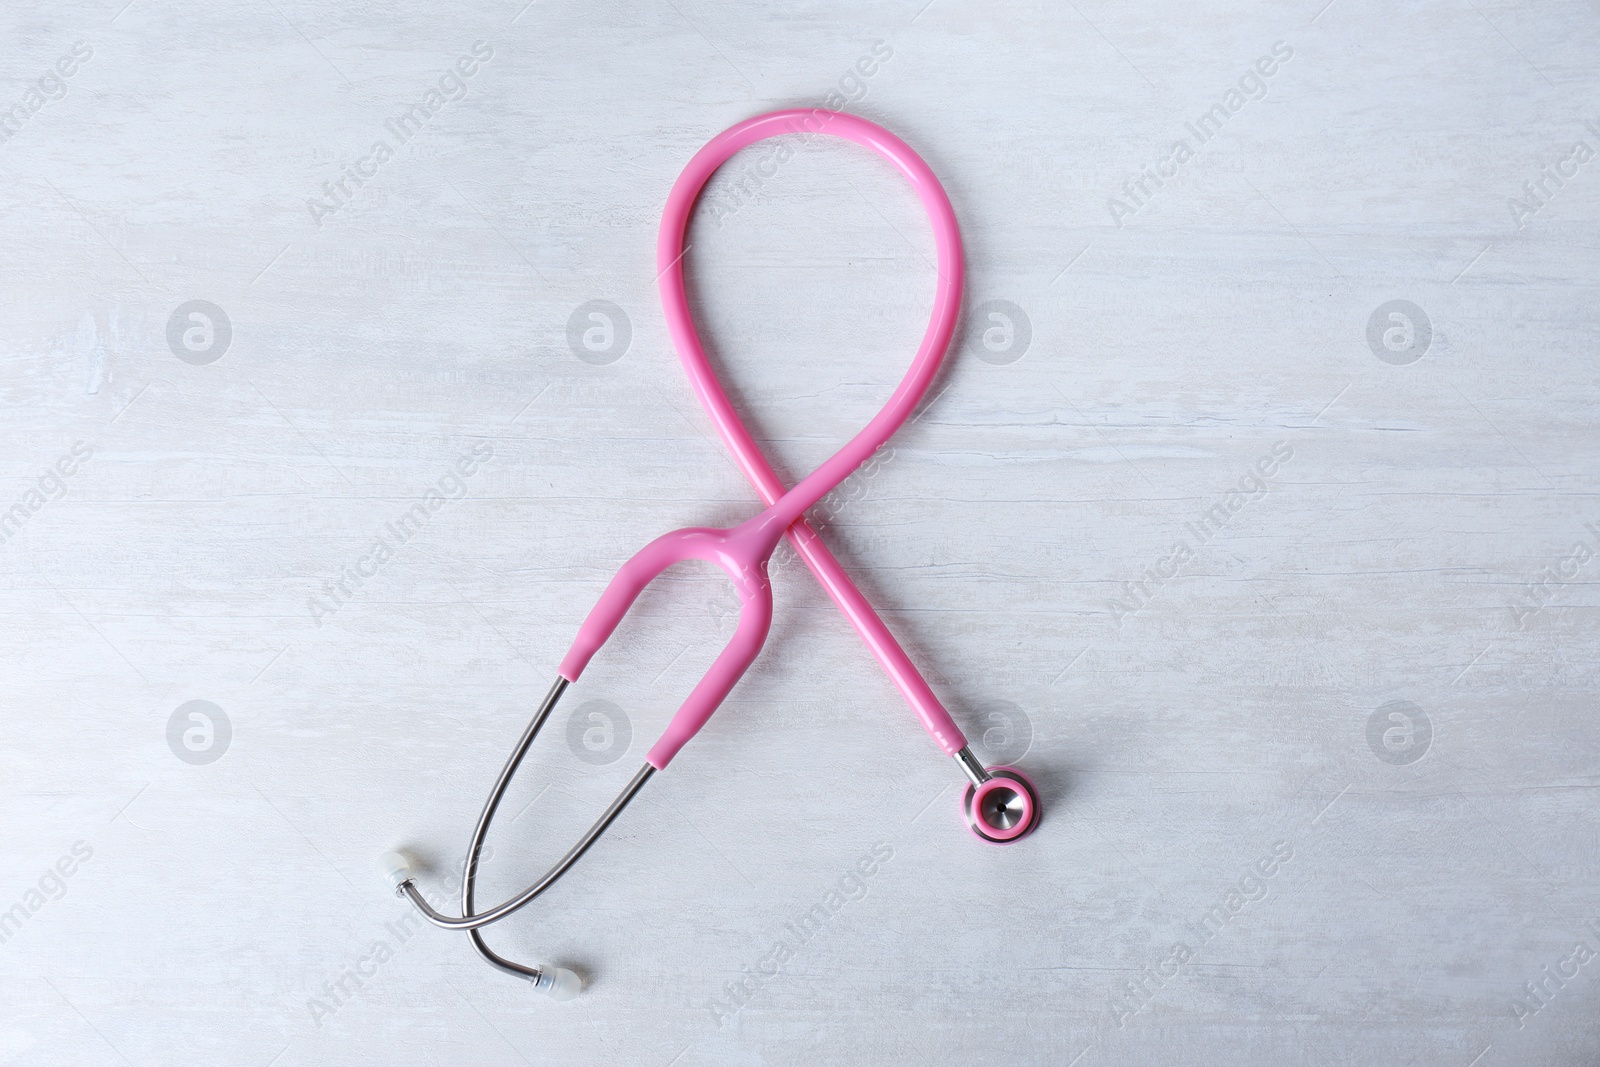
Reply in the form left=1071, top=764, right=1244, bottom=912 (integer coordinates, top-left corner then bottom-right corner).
left=385, top=109, right=1040, bottom=996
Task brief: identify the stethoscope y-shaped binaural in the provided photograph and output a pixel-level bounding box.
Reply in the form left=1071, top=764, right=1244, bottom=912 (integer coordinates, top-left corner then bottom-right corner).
left=380, top=109, right=1041, bottom=1000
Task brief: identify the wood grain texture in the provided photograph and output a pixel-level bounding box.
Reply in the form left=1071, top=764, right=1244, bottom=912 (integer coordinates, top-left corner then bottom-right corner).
left=2, top=1, right=1597, bottom=1064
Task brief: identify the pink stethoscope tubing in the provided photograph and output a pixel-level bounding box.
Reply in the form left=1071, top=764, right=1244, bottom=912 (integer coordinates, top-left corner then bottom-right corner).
left=661, top=110, right=969, bottom=757
left=558, top=109, right=966, bottom=769
left=555, top=111, right=1039, bottom=855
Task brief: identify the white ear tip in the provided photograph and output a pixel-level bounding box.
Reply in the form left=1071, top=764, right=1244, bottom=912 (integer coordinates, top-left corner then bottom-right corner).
left=535, top=966, right=583, bottom=1002
left=378, top=850, right=415, bottom=890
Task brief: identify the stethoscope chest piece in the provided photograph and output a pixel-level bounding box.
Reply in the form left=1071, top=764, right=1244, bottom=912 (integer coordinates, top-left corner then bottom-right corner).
left=963, top=767, right=1041, bottom=844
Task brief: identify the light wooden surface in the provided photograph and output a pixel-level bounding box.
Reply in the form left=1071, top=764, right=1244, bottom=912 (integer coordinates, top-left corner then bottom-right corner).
left=3, top=1, right=1598, bottom=1064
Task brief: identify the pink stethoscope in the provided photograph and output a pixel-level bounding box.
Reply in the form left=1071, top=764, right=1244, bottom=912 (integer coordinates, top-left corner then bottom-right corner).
left=382, top=109, right=1040, bottom=1000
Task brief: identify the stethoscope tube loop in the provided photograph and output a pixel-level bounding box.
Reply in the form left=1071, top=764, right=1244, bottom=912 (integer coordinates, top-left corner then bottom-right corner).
left=562, top=109, right=972, bottom=770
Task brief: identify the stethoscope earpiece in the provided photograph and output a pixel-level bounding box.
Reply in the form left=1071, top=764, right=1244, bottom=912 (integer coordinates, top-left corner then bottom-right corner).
left=531, top=965, right=584, bottom=1002
left=378, top=849, right=414, bottom=892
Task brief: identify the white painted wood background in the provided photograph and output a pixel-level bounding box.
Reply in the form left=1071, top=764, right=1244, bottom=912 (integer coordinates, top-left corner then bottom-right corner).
left=3, top=1, right=1597, bottom=1064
